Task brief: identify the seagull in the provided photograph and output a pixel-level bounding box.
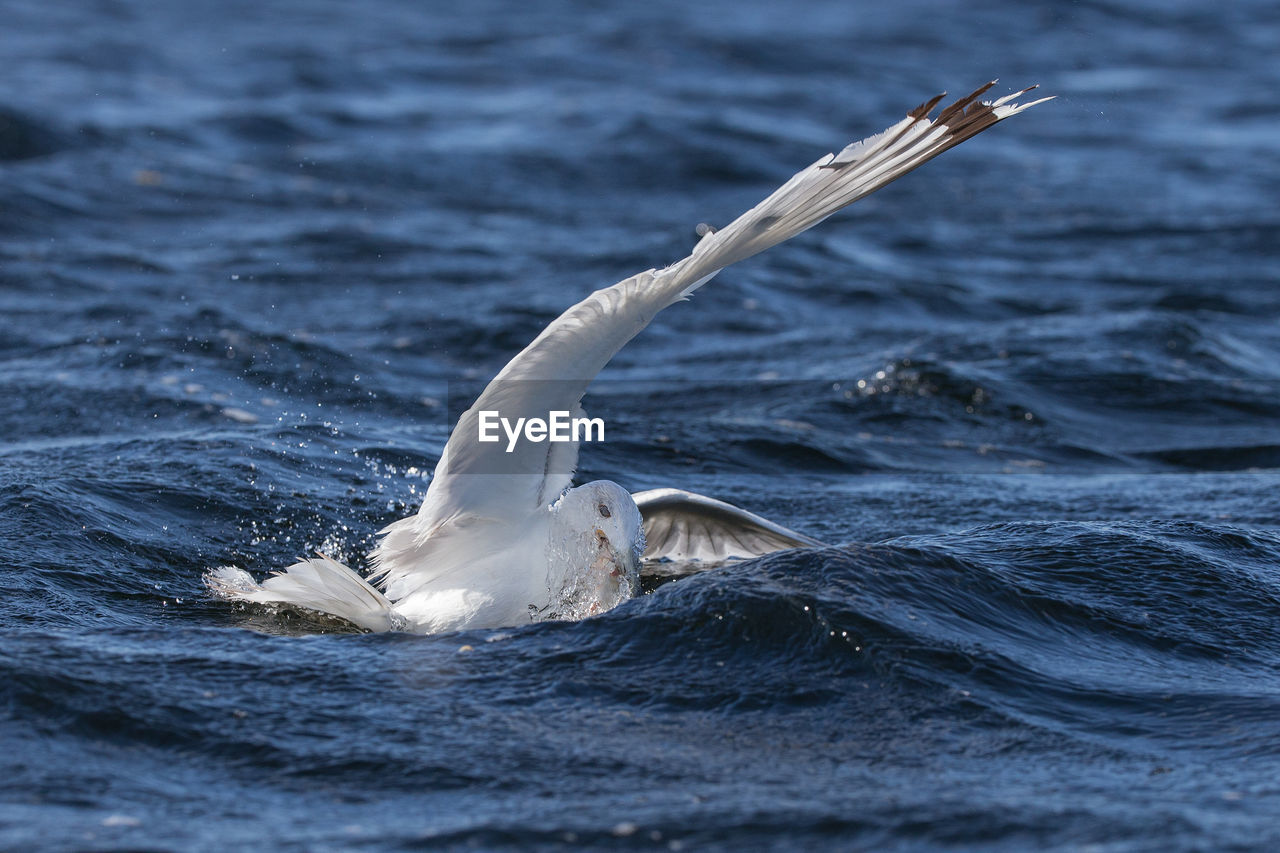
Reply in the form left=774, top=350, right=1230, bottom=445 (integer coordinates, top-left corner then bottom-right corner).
left=208, top=81, right=1052, bottom=633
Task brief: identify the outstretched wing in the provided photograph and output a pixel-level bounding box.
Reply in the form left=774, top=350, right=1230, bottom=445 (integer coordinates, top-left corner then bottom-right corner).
left=371, top=83, right=1050, bottom=595
left=670, top=82, right=1051, bottom=287
left=634, top=488, right=825, bottom=567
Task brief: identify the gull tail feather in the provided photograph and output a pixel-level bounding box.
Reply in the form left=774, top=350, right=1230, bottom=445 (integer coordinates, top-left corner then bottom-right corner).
left=659, top=82, right=1052, bottom=302
left=205, top=554, right=402, bottom=632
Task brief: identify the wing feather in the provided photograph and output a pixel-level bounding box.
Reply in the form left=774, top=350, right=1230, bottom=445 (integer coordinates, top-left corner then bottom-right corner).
left=426, top=83, right=1052, bottom=498
left=634, top=488, right=824, bottom=565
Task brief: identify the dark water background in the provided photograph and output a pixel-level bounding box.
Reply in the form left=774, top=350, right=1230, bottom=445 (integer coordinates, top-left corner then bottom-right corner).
left=3, top=0, right=1280, bottom=849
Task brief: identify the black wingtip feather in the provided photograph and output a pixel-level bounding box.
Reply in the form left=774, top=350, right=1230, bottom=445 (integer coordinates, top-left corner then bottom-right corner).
left=909, top=92, right=947, bottom=120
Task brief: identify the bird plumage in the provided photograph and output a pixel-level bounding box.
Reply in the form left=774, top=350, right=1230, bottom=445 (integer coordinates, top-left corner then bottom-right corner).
left=209, top=82, right=1051, bottom=633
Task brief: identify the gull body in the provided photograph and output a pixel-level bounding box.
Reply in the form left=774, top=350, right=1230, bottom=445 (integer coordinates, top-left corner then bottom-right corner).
left=208, top=82, right=1051, bottom=633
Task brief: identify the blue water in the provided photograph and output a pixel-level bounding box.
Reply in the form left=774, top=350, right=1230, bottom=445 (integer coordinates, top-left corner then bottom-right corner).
left=3, top=0, right=1280, bottom=849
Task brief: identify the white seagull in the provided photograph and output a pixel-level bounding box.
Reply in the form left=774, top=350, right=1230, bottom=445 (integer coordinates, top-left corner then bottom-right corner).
left=208, top=81, right=1051, bottom=633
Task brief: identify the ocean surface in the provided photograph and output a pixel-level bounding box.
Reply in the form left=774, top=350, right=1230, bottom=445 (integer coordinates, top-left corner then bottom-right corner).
left=3, top=0, right=1279, bottom=849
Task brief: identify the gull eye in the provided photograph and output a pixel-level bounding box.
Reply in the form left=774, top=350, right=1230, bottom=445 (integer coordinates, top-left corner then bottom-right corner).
left=598, top=503, right=611, bottom=518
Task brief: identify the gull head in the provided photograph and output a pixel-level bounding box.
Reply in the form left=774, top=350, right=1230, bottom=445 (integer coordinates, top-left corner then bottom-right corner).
left=544, top=480, right=643, bottom=621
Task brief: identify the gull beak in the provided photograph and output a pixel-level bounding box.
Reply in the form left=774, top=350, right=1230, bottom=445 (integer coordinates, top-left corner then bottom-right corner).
left=592, top=528, right=640, bottom=596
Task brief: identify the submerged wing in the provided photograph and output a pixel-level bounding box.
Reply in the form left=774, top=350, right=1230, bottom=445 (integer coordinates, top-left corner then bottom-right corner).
left=634, top=488, right=825, bottom=565
left=371, top=83, right=1050, bottom=595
